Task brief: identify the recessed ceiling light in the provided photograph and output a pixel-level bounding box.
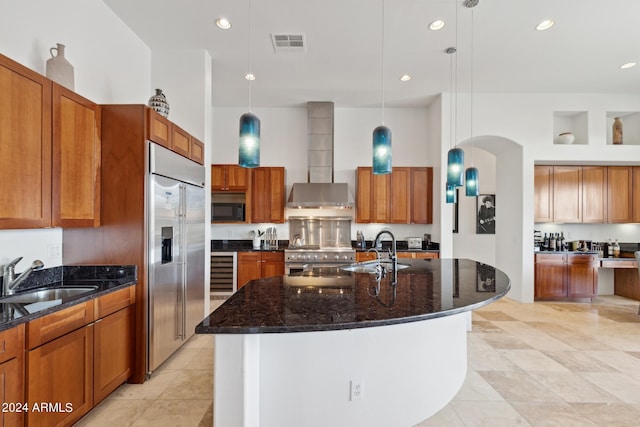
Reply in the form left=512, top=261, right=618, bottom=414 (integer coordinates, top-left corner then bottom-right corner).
left=245, top=73, right=255, bottom=81
left=535, top=19, right=555, bottom=31
left=429, top=20, right=445, bottom=31
left=399, top=74, right=412, bottom=82
left=216, top=18, right=231, bottom=30
left=620, top=62, right=637, bottom=69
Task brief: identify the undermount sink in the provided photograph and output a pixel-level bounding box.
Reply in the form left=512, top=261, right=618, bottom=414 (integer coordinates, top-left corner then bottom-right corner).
left=341, top=261, right=410, bottom=273
left=1, top=286, right=98, bottom=304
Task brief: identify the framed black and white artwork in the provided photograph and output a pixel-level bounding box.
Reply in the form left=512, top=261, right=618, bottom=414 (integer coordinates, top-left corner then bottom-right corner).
left=476, top=194, right=495, bottom=234
left=476, top=263, right=496, bottom=292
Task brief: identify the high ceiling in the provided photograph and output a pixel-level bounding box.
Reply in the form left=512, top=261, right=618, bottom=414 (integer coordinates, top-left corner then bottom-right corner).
left=104, top=0, right=640, bottom=108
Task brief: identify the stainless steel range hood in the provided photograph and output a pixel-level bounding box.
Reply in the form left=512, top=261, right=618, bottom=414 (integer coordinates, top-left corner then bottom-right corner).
left=287, top=102, right=353, bottom=208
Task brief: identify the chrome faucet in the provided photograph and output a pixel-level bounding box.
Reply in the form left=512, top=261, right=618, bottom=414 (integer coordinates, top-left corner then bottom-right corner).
left=374, top=230, right=397, bottom=286
left=1, top=257, right=44, bottom=297
left=374, top=230, right=396, bottom=263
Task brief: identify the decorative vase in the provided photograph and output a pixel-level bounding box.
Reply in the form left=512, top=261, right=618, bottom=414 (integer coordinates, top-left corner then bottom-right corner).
left=613, top=117, right=623, bottom=145
left=148, top=89, right=170, bottom=118
left=556, top=132, right=575, bottom=145
left=45, top=43, right=74, bottom=90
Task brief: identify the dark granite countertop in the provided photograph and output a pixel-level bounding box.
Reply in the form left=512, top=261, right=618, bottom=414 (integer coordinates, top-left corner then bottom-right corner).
left=0, top=265, right=137, bottom=332
left=196, top=258, right=509, bottom=334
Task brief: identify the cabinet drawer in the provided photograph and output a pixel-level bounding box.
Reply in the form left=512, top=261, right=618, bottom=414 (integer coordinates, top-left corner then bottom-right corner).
left=601, top=260, right=637, bottom=269
left=27, top=300, right=94, bottom=349
left=95, top=286, right=135, bottom=319
left=568, top=254, right=598, bottom=265
left=261, top=251, right=284, bottom=262
left=0, top=323, right=24, bottom=364
left=535, top=254, right=567, bottom=264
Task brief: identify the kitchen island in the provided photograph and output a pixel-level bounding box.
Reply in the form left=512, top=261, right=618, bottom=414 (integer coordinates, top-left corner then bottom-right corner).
left=196, top=258, right=510, bottom=427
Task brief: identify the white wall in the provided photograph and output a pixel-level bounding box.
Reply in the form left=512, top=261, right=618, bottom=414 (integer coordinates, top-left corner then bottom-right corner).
left=0, top=0, right=151, bottom=268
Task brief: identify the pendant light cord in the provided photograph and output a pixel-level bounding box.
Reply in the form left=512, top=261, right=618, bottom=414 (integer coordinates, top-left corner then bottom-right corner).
left=248, top=0, right=253, bottom=113
left=470, top=7, right=475, bottom=165
left=381, top=0, right=385, bottom=125
left=454, top=1, right=459, bottom=148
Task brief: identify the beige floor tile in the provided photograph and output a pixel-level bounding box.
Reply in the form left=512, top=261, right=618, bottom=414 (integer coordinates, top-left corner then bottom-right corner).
left=478, top=370, right=563, bottom=403
left=525, top=322, right=615, bottom=351
left=527, top=372, right=620, bottom=403
left=510, top=401, right=598, bottom=427
left=478, top=331, right=534, bottom=350
left=475, top=311, right=519, bottom=321
left=183, top=332, right=215, bottom=349
left=111, top=369, right=181, bottom=400
left=468, top=346, right=521, bottom=372
left=492, top=322, right=577, bottom=352
left=581, top=372, right=640, bottom=403
left=186, top=347, right=214, bottom=370
left=453, top=370, right=504, bottom=402
left=450, top=400, right=532, bottom=427
left=582, top=350, right=640, bottom=380
left=130, top=399, right=211, bottom=427
left=571, top=402, right=640, bottom=427
left=499, top=349, right=571, bottom=372
left=160, top=346, right=201, bottom=370
left=541, top=351, right=618, bottom=373
left=75, top=399, right=149, bottom=426
left=157, top=369, right=213, bottom=400
left=413, top=403, right=465, bottom=426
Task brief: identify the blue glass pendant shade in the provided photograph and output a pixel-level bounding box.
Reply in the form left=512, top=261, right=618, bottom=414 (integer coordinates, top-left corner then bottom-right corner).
left=446, top=184, right=457, bottom=204
left=239, top=112, right=260, bottom=168
left=372, top=125, right=392, bottom=175
left=446, top=148, right=464, bottom=187
left=465, top=167, right=479, bottom=196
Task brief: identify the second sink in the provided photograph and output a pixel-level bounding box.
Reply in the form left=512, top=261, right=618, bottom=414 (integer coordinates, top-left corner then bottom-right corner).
left=1, top=286, right=98, bottom=304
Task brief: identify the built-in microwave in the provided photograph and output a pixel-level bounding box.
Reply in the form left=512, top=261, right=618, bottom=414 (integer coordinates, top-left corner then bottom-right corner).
left=212, top=202, right=245, bottom=222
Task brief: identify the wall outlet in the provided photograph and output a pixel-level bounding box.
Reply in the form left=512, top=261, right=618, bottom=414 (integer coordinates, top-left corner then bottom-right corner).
left=47, top=243, right=62, bottom=258
left=350, top=380, right=363, bottom=401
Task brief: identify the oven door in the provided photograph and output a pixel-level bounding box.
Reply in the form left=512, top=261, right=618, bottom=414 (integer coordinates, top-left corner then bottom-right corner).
left=285, top=263, right=346, bottom=275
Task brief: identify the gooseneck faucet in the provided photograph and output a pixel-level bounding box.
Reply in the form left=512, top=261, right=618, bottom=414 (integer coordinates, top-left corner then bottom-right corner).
left=1, top=257, right=45, bottom=297
left=374, top=230, right=397, bottom=285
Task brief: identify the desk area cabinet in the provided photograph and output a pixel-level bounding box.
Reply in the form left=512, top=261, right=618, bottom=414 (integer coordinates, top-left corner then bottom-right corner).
left=535, top=253, right=598, bottom=300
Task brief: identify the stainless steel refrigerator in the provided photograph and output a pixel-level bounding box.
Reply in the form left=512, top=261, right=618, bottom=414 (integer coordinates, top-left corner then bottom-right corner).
left=148, top=143, right=205, bottom=373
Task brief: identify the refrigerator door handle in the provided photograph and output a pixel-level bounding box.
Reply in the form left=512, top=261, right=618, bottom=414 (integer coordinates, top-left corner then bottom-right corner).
left=176, top=183, right=187, bottom=340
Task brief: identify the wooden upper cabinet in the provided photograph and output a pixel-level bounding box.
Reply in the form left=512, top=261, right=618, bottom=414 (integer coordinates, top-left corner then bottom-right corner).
left=410, top=167, right=433, bottom=224
left=607, top=166, right=633, bottom=223
left=191, top=137, right=205, bottom=165
left=356, top=167, right=373, bottom=223
left=0, top=54, right=52, bottom=229
left=212, top=164, right=249, bottom=191
left=147, top=108, right=171, bottom=148
left=390, top=167, right=410, bottom=224
left=582, top=166, right=607, bottom=223
left=356, top=166, right=433, bottom=224
left=52, top=84, right=101, bottom=227
left=534, top=165, right=553, bottom=223
left=633, top=167, right=640, bottom=223
left=372, top=173, right=391, bottom=223
left=553, top=166, right=582, bottom=223
left=251, top=167, right=285, bottom=223
left=171, top=123, right=191, bottom=158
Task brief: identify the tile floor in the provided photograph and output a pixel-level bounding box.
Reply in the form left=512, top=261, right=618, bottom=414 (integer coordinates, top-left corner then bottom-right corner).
left=77, top=296, right=640, bottom=427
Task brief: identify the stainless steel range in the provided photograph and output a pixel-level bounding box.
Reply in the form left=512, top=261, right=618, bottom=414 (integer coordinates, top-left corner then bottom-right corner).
left=284, top=248, right=356, bottom=275
left=285, top=216, right=355, bottom=274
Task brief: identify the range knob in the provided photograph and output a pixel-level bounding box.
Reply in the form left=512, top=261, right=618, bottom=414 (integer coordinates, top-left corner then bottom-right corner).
left=323, top=254, right=329, bottom=260
left=314, top=255, right=319, bottom=260
left=334, top=255, right=340, bottom=260
left=343, top=255, right=349, bottom=260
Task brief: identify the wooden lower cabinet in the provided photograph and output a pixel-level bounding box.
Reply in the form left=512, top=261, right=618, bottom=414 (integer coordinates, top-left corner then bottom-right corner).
left=356, top=252, right=378, bottom=262
left=398, top=252, right=439, bottom=260
left=0, top=324, right=25, bottom=427
left=238, top=251, right=285, bottom=288
left=93, top=305, right=135, bottom=405
left=535, top=253, right=598, bottom=299
left=27, top=325, right=94, bottom=427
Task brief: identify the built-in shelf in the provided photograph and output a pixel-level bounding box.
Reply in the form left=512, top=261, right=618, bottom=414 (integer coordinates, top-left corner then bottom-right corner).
left=553, top=111, right=588, bottom=145
left=606, top=112, right=640, bottom=145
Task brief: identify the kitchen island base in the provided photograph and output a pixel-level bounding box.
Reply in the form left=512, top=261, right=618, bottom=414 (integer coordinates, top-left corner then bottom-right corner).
left=213, top=312, right=468, bottom=427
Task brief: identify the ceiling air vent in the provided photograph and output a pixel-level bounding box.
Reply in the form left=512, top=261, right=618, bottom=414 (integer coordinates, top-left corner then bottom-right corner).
left=270, top=34, right=306, bottom=53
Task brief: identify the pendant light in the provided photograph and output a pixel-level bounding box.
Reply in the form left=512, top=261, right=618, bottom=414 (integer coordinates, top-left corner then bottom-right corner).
left=238, top=0, right=260, bottom=168
left=464, top=0, right=479, bottom=196
left=446, top=183, right=457, bottom=204
left=372, top=0, right=392, bottom=175
left=446, top=4, right=463, bottom=188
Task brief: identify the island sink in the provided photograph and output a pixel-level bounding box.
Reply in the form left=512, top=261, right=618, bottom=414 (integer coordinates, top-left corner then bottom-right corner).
left=340, top=261, right=410, bottom=273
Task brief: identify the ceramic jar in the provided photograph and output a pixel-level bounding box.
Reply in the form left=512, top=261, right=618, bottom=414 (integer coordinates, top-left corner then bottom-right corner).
left=613, top=117, right=623, bottom=144
left=46, top=43, right=74, bottom=90
left=556, top=132, right=575, bottom=144
left=148, top=89, right=170, bottom=118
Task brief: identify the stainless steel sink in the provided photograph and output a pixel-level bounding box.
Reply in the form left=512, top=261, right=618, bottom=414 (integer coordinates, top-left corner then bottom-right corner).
left=340, top=261, right=410, bottom=273
left=1, top=286, right=98, bottom=304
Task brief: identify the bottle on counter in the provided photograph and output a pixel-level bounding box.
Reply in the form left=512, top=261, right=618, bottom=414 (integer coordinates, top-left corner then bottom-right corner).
left=608, top=239, right=614, bottom=257
left=559, top=232, right=565, bottom=251
left=543, top=233, right=549, bottom=251
left=614, top=239, right=620, bottom=258
left=550, top=233, right=556, bottom=251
